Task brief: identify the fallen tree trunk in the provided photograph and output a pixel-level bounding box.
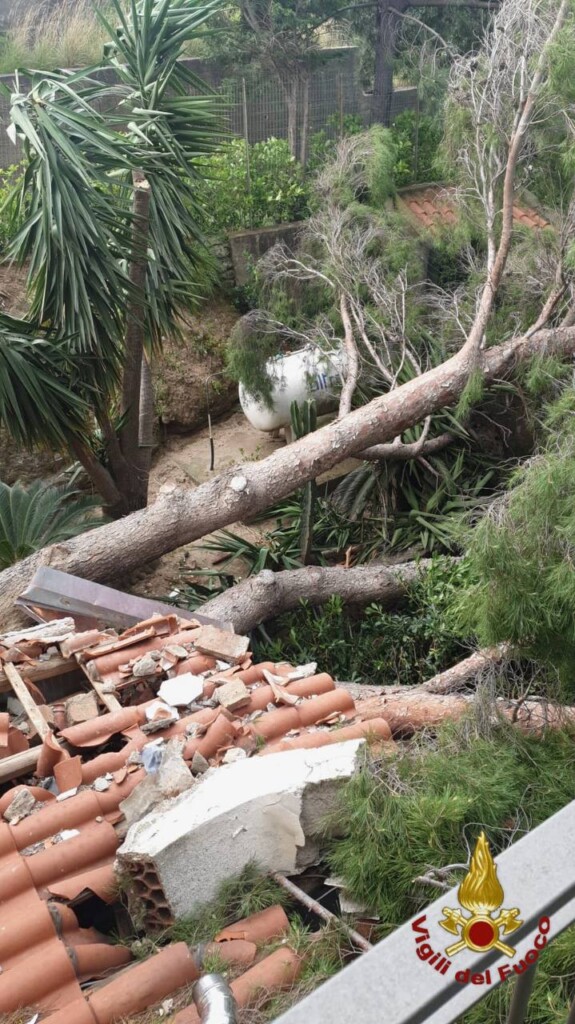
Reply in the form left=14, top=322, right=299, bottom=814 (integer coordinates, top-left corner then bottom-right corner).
left=421, top=646, right=509, bottom=694
left=1, top=325, right=574, bottom=627
left=200, top=560, right=433, bottom=633
left=354, top=686, right=575, bottom=736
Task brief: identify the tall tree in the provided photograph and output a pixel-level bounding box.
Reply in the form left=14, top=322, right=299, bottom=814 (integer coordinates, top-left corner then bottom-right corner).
left=0, top=0, right=572, bottom=626
left=369, top=0, right=496, bottom=124
left=0, top=0, right=223, bottom=516
left=207, top=0, right=342, bottom=161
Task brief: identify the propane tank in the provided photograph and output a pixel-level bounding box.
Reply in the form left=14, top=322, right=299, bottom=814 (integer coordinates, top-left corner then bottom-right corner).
left=239, top=346, right=345, bottom=432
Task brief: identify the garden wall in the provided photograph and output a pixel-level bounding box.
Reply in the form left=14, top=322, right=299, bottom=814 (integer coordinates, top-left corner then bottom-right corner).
left=0, top=48, right=417, bottom=169
left=228, top=222, right=304, bottom=287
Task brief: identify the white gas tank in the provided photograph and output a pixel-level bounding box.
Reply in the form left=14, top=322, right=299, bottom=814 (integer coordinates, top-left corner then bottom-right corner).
left=239, top=346, right=345, bottom=432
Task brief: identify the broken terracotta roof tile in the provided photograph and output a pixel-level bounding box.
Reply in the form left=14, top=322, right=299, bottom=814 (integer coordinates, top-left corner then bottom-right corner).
left=398, top=185, right=549, bottom=235
left=192, top=624, right=250, bottom=664
left=215, top=904, right=290, bottom=945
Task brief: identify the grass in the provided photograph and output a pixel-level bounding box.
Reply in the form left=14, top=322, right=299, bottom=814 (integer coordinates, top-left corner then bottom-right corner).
left=0, top=0, right=112, bottom=75
left=327, top=703, right=575, bottom=932
left=119, top=866, right=344, bottom=1024
left=166, top=863, right=289, bottom=948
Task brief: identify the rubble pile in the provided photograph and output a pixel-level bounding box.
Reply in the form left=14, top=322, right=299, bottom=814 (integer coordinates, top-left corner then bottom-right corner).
left=0, top=571, right=393, bottom=1022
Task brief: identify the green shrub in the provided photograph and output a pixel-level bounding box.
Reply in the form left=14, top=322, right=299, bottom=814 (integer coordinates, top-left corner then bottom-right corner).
left=256, top=557, right=470, bottom=684
left=0, top=163, right=24, bottom=253
left=0, top=478, right=104, bottom=568
left=198, top=137, right=310, bottom=233
left=391, top=110, right=442, bottom=187
left=328, top=720, right=575, bottom=930
left=454, top=402, right=575, bottom=689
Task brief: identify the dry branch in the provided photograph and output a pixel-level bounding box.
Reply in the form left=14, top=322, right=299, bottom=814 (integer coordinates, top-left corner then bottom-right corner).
left=421, top=645, right=508, bottom=694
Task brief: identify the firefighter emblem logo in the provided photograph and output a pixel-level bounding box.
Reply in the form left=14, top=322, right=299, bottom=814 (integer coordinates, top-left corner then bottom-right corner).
left=439, top=832, right=523, bottom=958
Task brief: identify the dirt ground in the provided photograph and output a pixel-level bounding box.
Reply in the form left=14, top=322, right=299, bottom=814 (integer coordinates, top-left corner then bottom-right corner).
left=130, top=409, right=285, bottom=599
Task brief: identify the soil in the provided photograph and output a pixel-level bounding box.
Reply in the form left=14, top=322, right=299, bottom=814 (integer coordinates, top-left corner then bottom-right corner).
left=130, top=409, right=285, bottom=600
left=154, top=298, right=240, bottom=433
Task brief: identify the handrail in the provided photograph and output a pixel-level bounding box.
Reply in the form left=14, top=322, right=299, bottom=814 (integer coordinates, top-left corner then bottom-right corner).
left=272, top=799, right=575, bottom=1024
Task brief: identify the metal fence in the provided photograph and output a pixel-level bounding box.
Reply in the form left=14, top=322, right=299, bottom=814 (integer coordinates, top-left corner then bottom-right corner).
left=0, top=48, right=418, bottom=170
left=271, top=799, right=575, bottom=1024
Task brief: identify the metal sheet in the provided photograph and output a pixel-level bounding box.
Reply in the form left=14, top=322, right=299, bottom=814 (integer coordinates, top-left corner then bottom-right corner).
left=16, top=568, right=231, bottom=633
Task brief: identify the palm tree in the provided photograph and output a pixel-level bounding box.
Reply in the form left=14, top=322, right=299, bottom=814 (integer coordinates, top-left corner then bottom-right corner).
left=0, top=0, right=223, bottom=515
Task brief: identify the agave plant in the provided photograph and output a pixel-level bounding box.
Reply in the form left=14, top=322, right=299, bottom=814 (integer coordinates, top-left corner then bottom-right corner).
left=0, top=479, right=105, bottom=568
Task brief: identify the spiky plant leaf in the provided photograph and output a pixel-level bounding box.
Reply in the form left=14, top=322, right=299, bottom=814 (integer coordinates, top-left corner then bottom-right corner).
left=0, top=478, right=104, bottom=567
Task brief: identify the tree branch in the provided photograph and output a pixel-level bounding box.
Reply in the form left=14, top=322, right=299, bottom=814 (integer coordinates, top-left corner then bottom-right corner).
left=1, top=320, right=575, bottom=627
left=360, top=431, right=454, bottom=462
left=199, top=559, right=435, bottom=633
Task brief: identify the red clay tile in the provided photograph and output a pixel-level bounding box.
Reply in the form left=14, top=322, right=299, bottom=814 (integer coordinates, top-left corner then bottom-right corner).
left=262, top=717, right=393, bottom=754
left=215, top=904, right=290, bottom=945
left=173, top=946, right=303, bottom=1024
left=54, top=754, right=83, bottom=792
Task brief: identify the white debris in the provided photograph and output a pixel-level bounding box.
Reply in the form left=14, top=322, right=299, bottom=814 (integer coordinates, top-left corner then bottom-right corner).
left=158, top=673, right=205, bottom=707
left=118, top=740, right=366, bottom=918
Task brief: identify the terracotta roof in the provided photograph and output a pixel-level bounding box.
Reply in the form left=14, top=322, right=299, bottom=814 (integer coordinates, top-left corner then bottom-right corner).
left=0, top=610, right=394, bottom=1020
left=397, top=184, right=550, bottom=233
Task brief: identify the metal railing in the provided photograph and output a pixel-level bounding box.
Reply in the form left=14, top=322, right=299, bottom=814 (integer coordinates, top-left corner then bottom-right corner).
left=272, top=799, right=575, bottom=1024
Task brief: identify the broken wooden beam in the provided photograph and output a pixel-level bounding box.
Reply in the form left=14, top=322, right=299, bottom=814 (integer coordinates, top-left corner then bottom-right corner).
left=0, top=655, right=77, bottom=696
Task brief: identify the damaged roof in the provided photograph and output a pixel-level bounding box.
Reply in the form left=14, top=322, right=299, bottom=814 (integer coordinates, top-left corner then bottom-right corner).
left=0, top=585, right=393, bottom=1021
left=397, top=184, right=550, bottom=233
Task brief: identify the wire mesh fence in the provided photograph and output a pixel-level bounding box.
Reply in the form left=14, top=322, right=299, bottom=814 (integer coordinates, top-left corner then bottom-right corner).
left=0, top=48, right=418, bottom=172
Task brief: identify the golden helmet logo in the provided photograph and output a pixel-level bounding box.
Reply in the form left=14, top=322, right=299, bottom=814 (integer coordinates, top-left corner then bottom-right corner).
left=439, top=832, right=523, bottom=957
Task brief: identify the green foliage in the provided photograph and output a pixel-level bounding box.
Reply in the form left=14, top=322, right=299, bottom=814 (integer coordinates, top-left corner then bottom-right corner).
left=455, top=367, right=485, bottom=422
left=391, top=110, right=442, bottom=187
left=455, top=401, right=575, bottom=688
left=316, top=124, right=397, bottom=208
left=197, top=137, right=310, bottom=233
left=0, top=478, right=104, bottom=568
left=0, top=164, right=24, bottom=252
left=226, top=314, right=281, bottom=409
left=328, top=720, right=575, bottom=930
left=290, top=398, right=318, bottom=563
left=331, top=438, right=500, bottom=557
left=0, top=0, right=223, bottom=494
left=166, top=862, right=288, bottom=946
left=0, top=313, right=92, bottom=450
left=257, top=557, right=470, bottom=684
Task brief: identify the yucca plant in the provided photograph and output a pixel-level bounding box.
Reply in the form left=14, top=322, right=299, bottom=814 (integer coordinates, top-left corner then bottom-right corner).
left=0, top=0, right=224, bottom=516
left=0, top=479, right=105, bottom=568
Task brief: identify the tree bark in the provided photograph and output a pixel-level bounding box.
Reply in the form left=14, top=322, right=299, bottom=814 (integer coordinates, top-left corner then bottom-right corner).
left=200, top=560, right=431, bottom=632
left=119, top=175, right=152, bottom=514
left=372, top=0, right=402, bottom=125
left=283, top=77, right=299, bottom=159
left=299, top=74, right=310, bottom=166
left=421, top=645, right=508, bottom=693
left=0, top=322, right=574, bottom=627
left=353, top=686, right=575, bottom=737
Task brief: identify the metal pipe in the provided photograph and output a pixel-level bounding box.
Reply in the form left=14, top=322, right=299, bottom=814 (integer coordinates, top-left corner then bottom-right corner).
left=506, top=965, right=538, bottom=1024
left=192, top=974, right=238, bottom=1024
left=273, top=873, right=373, bottom=953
